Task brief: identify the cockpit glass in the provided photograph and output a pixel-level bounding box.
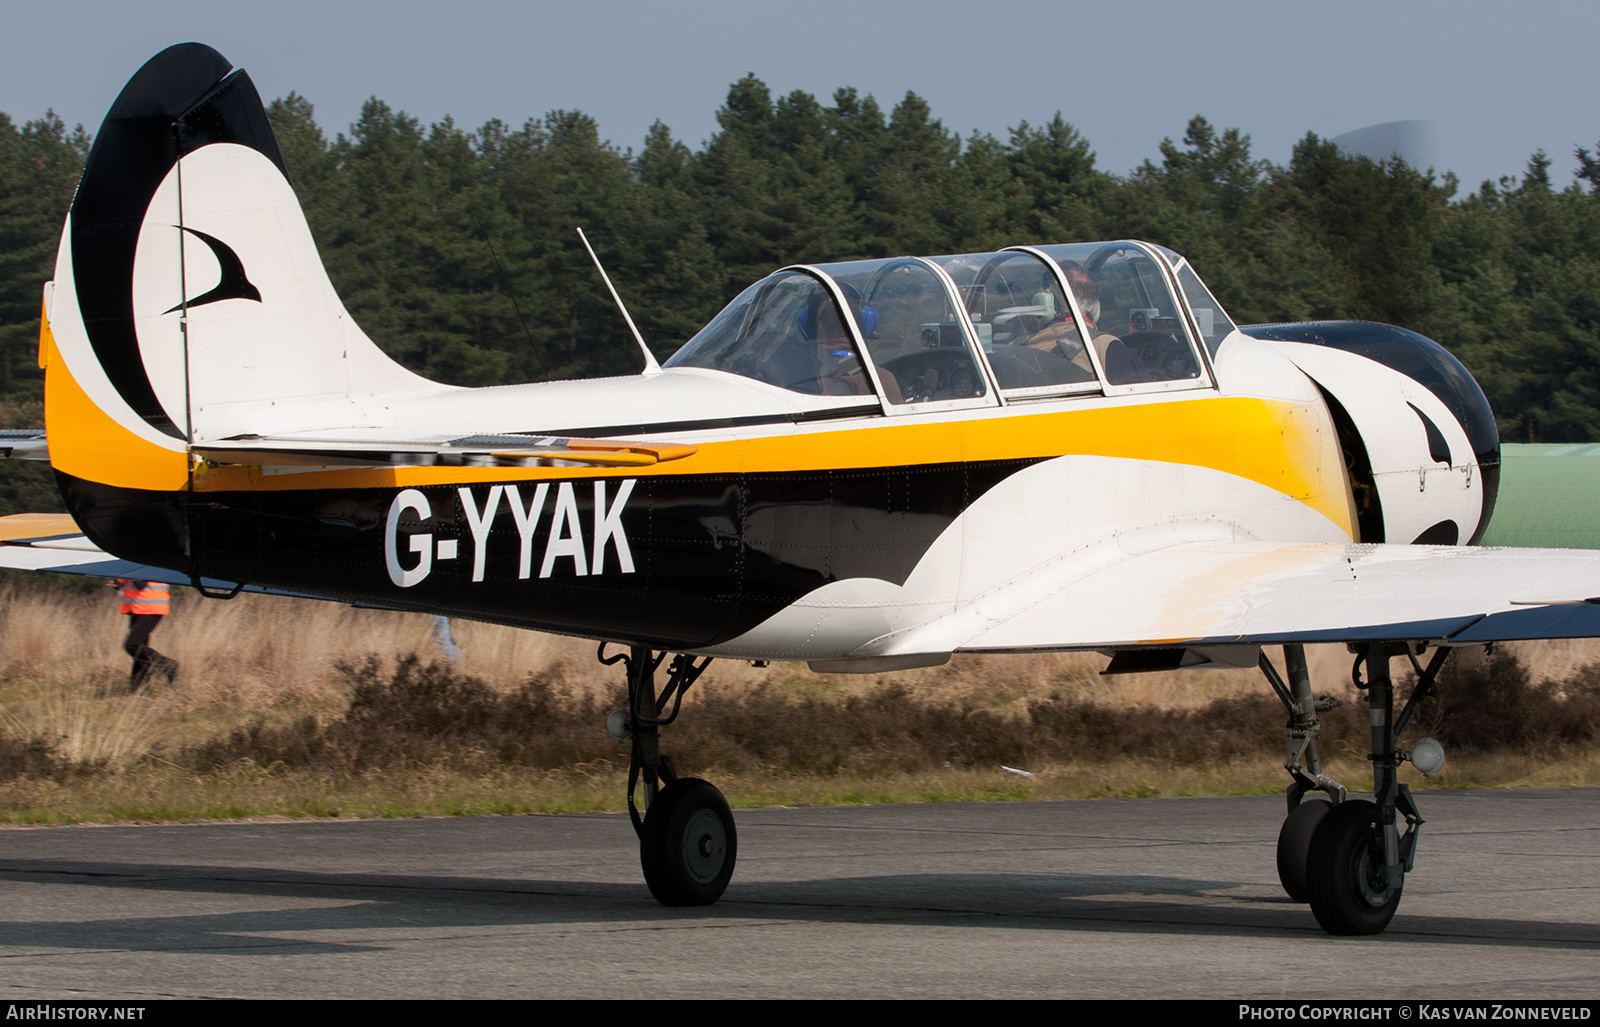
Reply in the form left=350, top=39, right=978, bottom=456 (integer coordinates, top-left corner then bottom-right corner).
left=931, top=251, right=1100, bottom=392
left=663, top=271, right=874, bottom=397
left=1174, top=263, right=1237, bottom=357
left=1148, top=243, right=1183, bottom=267
left=1033, top=242, right=1204, bottom=386
left=812, top=257, right=988, bottom=405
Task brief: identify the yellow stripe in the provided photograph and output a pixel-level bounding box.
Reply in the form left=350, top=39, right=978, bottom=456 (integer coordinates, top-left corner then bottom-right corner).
left=191, top=393, right=1354, bottom=537
left=41, top=304, right=189, bottom=492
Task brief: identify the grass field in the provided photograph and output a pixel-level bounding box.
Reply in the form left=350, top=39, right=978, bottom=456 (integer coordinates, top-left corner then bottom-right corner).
left=2, top=582, right=1598, bottom=824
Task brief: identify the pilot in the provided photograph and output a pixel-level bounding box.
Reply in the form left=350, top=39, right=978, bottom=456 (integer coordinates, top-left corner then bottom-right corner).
left=801, top=285, right=902, bottom=403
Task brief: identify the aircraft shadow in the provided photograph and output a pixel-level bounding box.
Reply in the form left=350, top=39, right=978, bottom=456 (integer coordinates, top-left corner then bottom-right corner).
left=1, top=858, right=1596, bottom=954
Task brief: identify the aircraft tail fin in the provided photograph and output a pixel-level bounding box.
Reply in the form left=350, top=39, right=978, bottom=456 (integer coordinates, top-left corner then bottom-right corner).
left=46, top=42, right=436, bottom=477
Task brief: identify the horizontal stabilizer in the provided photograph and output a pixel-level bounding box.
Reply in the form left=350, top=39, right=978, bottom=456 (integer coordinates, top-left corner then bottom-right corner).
left=0, top=429, right=48, bottom=461
left=0, top=513, right=382, bottom=607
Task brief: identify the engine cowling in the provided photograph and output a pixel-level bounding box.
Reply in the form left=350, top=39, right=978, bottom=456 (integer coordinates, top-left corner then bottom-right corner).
left=1242, top=321, right=1500, bottom=545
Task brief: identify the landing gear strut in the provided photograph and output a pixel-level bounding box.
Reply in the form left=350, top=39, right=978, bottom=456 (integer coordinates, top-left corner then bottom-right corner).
left=601, top=643, right=736, bottom=906
left=1260, top=644, right=1346, bottom=903
left=1261, top=641, right=1451, bottom=934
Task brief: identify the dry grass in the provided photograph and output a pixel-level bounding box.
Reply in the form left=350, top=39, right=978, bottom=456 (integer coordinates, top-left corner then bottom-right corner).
left=1, top=586, right=438, bottom=712
left=16, top=581, right=1593, bottom=716
left=0, top=686, right=169, bottom=767
left=1, top=583, right=1598, bottom=824
left=0, top=586, right=1356, bottom=707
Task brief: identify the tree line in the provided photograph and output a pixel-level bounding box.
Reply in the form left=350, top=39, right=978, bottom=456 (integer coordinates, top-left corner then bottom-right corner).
left=3, top=76, right=1599, bottom=446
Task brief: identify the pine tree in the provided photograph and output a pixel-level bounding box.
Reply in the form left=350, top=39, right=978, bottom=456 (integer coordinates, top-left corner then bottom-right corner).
left=0, top=112, right=86, bottom=398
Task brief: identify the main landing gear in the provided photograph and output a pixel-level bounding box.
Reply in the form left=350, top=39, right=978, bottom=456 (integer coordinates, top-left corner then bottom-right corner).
left=1260, top=642, right=1450, bottom=935
left=601, top=644, right=736, bottom=906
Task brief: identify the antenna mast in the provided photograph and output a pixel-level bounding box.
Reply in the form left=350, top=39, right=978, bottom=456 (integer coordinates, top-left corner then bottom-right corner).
left=576, top=227, right=661, bottom=374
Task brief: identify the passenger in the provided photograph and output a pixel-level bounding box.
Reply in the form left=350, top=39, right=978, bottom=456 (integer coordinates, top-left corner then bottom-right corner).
left=1024, top=268, right=1099, bottom=377
left=1054, top=266, right=1150, bottom=385
left=1025, top=307, right=1093, bottom=378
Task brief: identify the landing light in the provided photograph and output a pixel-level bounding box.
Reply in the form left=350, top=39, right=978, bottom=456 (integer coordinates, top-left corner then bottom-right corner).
left=1409, top=737, right=1446, bottom=776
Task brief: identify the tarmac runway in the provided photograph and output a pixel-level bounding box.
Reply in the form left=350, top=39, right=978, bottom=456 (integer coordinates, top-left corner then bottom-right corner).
left=0, top=788, right=1596, bottom=1000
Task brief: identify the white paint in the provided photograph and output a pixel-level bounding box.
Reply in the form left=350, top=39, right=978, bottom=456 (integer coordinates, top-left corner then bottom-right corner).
left=131, top=144, right=445, bottom=442
left=458, top=484, right=503, bottom=581
left=540, top=482, right=588, bottom=578
left=591, top=479, right=636, bottom=574
left=384, top=489, right=432, bottom=588
left=711, top=452, right=1349, bottom=661
left=506, top=483, right=550, bottom=580
left=1269, top=342, right=1482, bottom=544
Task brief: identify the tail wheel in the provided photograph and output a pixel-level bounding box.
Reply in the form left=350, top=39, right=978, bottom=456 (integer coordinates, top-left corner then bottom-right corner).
left=640, top=778, right=737, bottom=906
left=1306, top=799, right=1402, bottom=935
left=1276, top=798, right=1331, bottom=903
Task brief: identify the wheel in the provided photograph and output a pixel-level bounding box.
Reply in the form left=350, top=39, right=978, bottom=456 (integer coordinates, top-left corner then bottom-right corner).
left=1276, top=798, right=1330, bottom=903
left=1305, top=799, right=1402, bottom=935
left=640, top=778, right=737, bottom=906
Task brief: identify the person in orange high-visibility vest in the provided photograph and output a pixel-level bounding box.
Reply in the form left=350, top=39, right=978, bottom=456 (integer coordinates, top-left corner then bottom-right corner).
left=112, top=579, right=179, bottom=691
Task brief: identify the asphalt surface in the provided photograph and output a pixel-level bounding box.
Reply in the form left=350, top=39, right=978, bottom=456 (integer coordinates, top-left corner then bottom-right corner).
left=1, top=788, right=1596, bottom=999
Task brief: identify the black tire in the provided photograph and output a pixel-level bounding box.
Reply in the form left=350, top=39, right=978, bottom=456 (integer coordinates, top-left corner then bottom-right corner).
left=640, top=778, right=737, bottom=907
left=1305, top=799, right=1402, bottom=935
left=1276, top=799, right=1331, bottom=903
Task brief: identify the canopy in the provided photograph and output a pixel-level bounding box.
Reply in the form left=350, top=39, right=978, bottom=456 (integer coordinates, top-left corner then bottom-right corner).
left=664, top=241, right=1234, bottom=408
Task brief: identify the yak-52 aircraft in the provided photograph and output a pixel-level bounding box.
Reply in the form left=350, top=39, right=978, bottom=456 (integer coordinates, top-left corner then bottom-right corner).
left=5, top=43, right=1600, bottom=936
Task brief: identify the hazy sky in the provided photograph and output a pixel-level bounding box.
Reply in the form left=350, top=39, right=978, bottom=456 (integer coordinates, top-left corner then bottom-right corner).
left=3, top=1, right=1595, bottom=196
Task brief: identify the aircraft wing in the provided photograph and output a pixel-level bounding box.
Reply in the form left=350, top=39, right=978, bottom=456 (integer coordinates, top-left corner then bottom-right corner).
left=925, top=539, right=1600, bottom=654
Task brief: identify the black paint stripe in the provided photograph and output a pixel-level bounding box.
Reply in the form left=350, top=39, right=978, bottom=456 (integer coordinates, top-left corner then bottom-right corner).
left=1407, top=402, right=1452, bottom=465
left=533, top=403, right=883, bottom=439
left=56, top=456, right=1039, bottom=650
left=164, top=227, right=262, bottom=314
